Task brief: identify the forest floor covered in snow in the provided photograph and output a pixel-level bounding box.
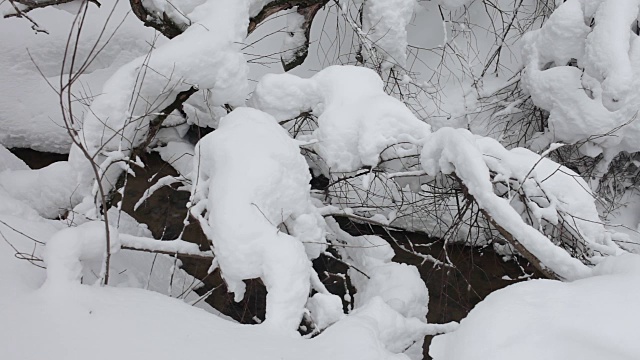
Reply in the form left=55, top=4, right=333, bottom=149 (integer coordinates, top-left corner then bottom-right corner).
left=3, top=0, right=640, bottom=359
left=0, top=150, right=638, bottom=360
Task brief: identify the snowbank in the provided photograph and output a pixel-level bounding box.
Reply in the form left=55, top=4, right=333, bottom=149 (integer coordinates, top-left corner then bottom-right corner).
left=0, top=280, right=431, bottom=360
left=430, top=254, right=640, bottom=360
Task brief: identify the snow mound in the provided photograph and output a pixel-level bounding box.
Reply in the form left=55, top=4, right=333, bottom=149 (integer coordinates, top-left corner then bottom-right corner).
left=430, top=254, right=640, bottom=360
left=251, top=65, right=431, bottom=172
left=0, top=0, right=158, bottom=153
left=190, top=107, right=326, bottom=331
left=0, top=215, right=61, bottom=301
left=326, top=217, right=432, bottom=359
left=0, top=161, right=81, bottom=219
left=0, top=145, right=28, bottom=171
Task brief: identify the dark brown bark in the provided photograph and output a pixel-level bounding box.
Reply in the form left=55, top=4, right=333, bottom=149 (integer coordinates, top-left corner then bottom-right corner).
left=132, top=85, right=198, bottom=157
left=129, top=0, right=185, bottom=39
left=280, top=2, right=327, bottom=71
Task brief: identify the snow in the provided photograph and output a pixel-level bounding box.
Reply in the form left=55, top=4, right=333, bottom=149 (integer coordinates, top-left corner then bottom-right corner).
left=77, top=0, right=250, bottom=154
left=156, top=140, right=195, bottom=177
left=430, top=254, right=640, bottom=360
left=478, top=138, right=621, bottom=255
left=0, top=215, right=58, bottom=299
left=420, top=127, right=594, bottom=280
left=362, top=0, right=417, bottom=69
left=44, top=221, right=120, bottom=285
left=251, top=65, right=432, bottom=172
left=0, top=283, right=438, bottom=360
left=521, top=0, right=640, bottom=157
left=281, top=10, right=308, bottom=66
left=119, top=234, right=210, bottom=257
left=325, top=217, right=433, bottom=359
left=190, top=107, right=326, bottom=331
left=0, top=161, right=82, bottom=219
left=1, top=1, right=639, bottom=359
left=0, top=0, right=159, bottom=153
left=0, top=145, right=28, bottom=171
left=0, top=200, right=447, bottom=360
left=68, top=0, right=255, bottom=201
left=307, top=292, right=345, bottom=330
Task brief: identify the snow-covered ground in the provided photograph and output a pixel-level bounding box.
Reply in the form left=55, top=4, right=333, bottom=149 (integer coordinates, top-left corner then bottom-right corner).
left=430, top=253, right=640, bottom=360
left=1, top=0, right=640, bottom=359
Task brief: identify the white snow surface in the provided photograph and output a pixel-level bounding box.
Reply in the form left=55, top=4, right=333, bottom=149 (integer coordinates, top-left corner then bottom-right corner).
left=420, top=127, right=598, bottom=280
left=306, top=292, right=345, bottom=330
left=0, top=215, right=59, bottom=299
left=0, top=161, right=82, bottom=219
left=362, top=0, right=417, bottom=69
left=0, top=0, right=158, bottom=153
left=521, top=0, right=640, bottom=156
left=251, top=65, right=432, bottom=172
left=430, top=253, right=640, bottom=360
left=0, top=145, right=28, bottom=171
left=76, top=0, right=250, bottom=154
left=44, top=221, right=120, bottom=285
left=156, top=140, right=195, bottom=177
left=325, top=217, right=432, bottom=359
left=0, top=283, right=433, bottom=360
left=190, top=107, right=326, bottom=331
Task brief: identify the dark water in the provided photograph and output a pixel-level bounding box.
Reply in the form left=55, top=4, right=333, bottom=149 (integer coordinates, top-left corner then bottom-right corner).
left=13, top=149, right=538, bottom=358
